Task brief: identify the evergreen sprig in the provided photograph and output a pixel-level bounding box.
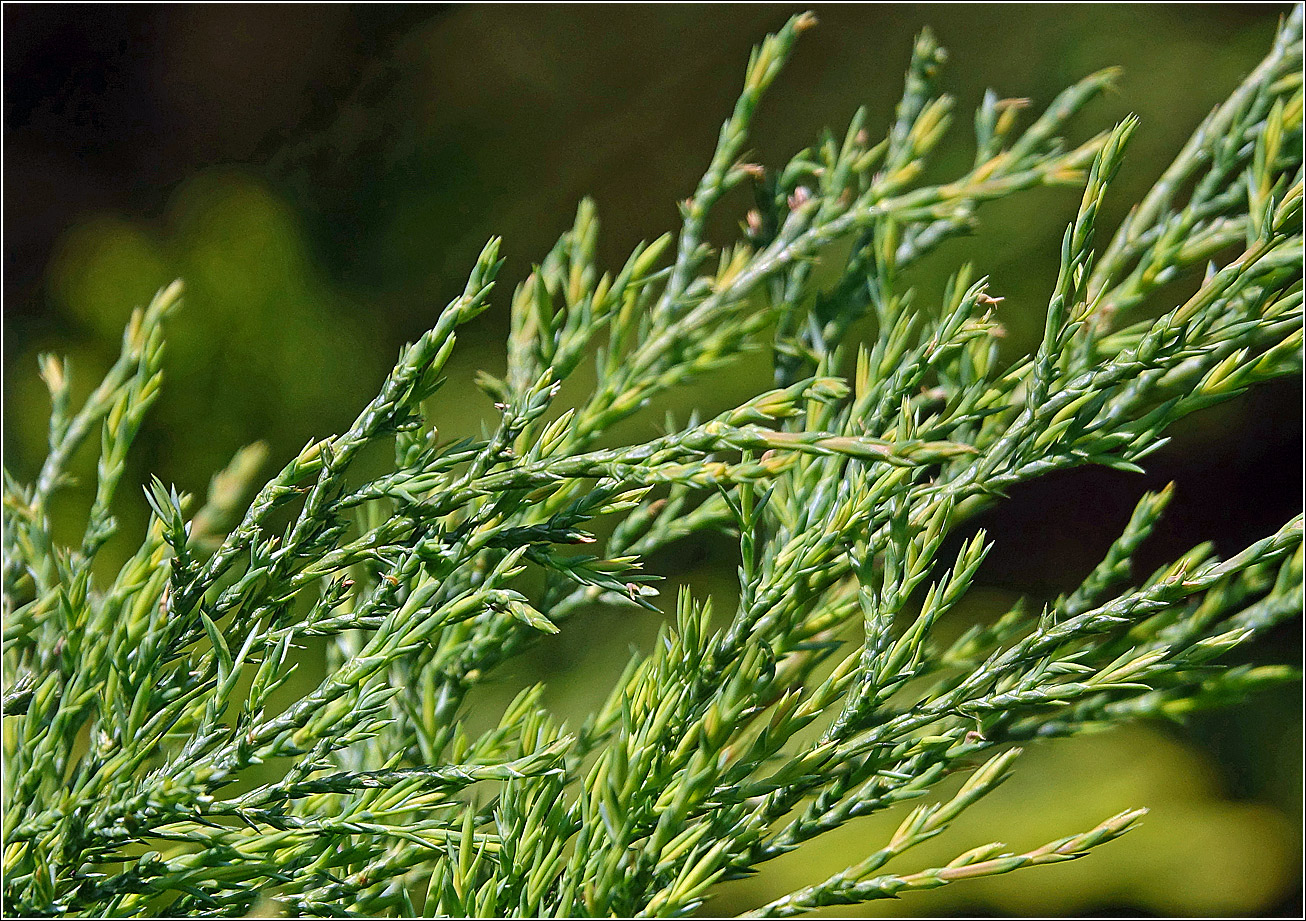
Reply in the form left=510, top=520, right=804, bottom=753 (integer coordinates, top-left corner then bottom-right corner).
left=3, top=9, right=1302, bottom=917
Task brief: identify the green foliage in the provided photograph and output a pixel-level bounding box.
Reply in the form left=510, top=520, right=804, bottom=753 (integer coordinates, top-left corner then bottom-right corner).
left=3, top=10, right=1302, bottom=917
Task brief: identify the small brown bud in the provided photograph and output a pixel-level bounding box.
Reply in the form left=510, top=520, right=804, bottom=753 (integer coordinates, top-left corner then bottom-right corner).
left=788, top=186, right=813, bottom=210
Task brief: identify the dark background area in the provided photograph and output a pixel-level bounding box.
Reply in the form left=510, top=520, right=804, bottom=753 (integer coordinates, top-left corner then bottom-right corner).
left=4, top=3, right=1301, bottom=915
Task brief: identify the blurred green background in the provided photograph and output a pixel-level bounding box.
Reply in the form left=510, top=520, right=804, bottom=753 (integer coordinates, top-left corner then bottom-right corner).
left=3, top=3, right=1301, bottom=915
